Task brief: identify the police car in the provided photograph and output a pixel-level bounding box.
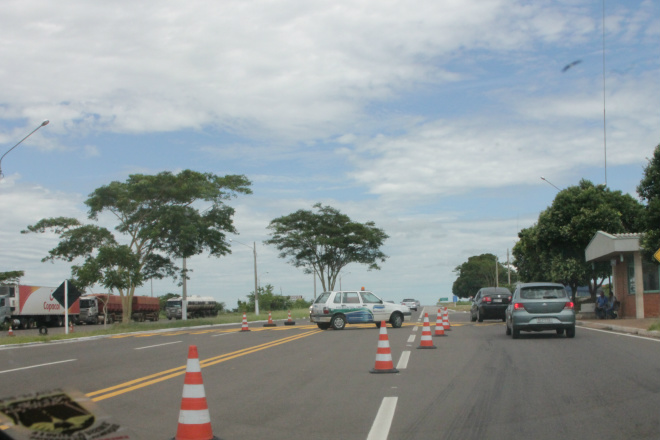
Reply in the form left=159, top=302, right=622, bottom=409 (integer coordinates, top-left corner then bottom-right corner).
left=310, top=288, right=411, bottom=330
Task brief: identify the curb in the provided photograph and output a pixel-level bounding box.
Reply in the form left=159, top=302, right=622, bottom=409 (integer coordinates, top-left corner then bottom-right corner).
left=576, top=321, right=660, bottom=339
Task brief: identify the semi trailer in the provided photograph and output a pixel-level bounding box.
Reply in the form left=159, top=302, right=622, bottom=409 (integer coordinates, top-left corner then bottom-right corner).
left=0, top=284, right=80, bottom=329
left=166, top=295, right=218, bottom=320
left=77, top=294, right=160, bottom=324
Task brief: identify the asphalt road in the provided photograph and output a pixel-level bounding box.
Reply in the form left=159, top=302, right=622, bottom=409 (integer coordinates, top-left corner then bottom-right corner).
left=1, top=308, right=659, bottom=439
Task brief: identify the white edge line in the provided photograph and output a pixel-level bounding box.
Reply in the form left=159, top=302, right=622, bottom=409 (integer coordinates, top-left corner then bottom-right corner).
left=135, top=341, right=183, bottom=350
left=0, top=359, right=77, bottom=374
left=367, top=396, right=398, bottom=440
left=579, top=326, right=660, bottom=342
left=396, top=351, right=410, bottom=370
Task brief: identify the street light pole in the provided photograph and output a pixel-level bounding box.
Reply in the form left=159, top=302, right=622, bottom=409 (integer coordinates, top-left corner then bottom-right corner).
left=230, top=238, right=259, bottom=316
left=0, top=120, right=49, bottom=177
left=540, top=176, right=561, bottom=191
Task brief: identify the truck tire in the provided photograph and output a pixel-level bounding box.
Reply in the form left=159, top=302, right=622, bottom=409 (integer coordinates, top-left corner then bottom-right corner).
left=39, top=326, right=48, bottom=335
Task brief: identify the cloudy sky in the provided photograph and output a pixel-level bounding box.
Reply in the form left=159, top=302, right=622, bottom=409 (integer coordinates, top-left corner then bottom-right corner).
left=1, top=0, right=658, bottom=308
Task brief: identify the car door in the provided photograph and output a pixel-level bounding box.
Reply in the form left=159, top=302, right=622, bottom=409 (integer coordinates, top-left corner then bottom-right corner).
left=471, top=292, right=481, bottom=318
left=359, top=291, right=388, bottom=322
left=341, top=291, right=372, bottom=323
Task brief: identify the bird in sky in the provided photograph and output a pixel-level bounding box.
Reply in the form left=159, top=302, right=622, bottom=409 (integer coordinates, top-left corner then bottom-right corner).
left=562, top=59, right=582, bottom=72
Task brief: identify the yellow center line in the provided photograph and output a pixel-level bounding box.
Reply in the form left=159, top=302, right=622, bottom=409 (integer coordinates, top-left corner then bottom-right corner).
left=88, top=330, right=321, bottom=402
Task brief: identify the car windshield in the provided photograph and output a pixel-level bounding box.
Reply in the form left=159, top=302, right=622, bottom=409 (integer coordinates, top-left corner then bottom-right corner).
left=402, top=299, right=414, bottom=302
left=520, top=287, right=567, bottom=299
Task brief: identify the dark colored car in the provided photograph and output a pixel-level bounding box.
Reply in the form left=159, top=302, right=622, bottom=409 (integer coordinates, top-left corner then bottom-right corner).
left=470, top=287, right=512, bottom=322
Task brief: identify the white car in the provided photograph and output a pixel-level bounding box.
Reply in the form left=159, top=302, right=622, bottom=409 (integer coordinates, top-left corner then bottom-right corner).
left=310, top=290, right=411, bottom=330
left=401, top=298, right=420, bottom=311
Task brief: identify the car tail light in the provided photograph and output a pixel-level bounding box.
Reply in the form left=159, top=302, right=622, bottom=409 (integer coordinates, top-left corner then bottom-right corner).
left=507, top=296, right=512, bottom=302
left=323, top=307, right=330, bottom=314
left=483, top=296, right=492, bottom=303
left=564, top=302, right=574, bottom=310
left=513, top=303, right=524, bottom=310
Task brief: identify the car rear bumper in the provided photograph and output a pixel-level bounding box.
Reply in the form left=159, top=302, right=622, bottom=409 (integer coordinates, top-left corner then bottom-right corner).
left=512, top=313, right=575, bottom=331
left=479, top=304, right=508, bottom=317
left=310, top=314, right=331, bottom=323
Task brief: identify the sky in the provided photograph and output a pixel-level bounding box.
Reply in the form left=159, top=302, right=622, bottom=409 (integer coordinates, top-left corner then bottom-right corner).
left=1, top=0, right=658, bottom=309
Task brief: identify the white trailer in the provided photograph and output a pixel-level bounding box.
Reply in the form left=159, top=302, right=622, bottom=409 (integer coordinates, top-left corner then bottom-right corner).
left=0, top=284, right=80, bottom=329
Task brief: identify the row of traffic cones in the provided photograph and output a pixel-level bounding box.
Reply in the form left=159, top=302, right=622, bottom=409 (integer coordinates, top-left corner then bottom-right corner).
left=170, top=310, right=450, bottom=439
left=238, top=310, right=297, bottom=332
left=370, top=308, right=451, bottom=373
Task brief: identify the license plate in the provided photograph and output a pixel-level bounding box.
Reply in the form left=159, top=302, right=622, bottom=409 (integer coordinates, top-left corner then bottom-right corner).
left=536, top=318, right=553, bottom=324
left=493, top=299, right=502, bottom=303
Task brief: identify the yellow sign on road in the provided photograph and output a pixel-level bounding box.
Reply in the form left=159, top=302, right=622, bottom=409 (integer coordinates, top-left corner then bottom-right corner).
left=655, top=248, right=660, bottom=263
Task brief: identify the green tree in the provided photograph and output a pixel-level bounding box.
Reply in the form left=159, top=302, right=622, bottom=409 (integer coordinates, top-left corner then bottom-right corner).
left=265, top=203, right=388, bottom=291
left=637, top=144, right=660, bottom=258
left=0, top=270, right=24, bottom=285
left=452, top=253, right=513, bottom=298
left=237, top=284, right=294, bottom=312
left=513, top=179, right=643, bottom=301
left=23, top=170, right=251, bottom=323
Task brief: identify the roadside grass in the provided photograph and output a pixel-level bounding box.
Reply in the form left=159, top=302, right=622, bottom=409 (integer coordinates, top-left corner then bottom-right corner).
left=649, top=321, right=660, bottom=332
left=0, top=308, right=310, bottom=346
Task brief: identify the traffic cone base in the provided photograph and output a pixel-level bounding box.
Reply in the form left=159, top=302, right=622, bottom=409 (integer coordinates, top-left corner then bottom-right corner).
left=418, top=313, right=437, bottom=349
left=370, top=321, right=399, bottom=374
left=173, top=345, right=219, bottom=440
left=263, top=310, right=277, bottom=327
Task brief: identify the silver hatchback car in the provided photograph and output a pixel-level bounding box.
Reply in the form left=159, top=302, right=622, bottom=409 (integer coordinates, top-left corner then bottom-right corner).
left=505, top=282, right=576, bottom=339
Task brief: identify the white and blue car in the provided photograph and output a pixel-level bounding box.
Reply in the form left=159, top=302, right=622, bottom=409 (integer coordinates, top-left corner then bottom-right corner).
left=310, top=289, right=411, bottom=330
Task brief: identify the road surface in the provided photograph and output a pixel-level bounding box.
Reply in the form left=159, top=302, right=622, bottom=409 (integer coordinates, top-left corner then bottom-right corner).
left=1, top=308, right=659, bottom=439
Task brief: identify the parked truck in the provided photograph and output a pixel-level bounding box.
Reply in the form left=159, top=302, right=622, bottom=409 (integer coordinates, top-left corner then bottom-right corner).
left=166, top=295, right=218, bottom=320
left=0, top=284, right=80, bottom=329
left=78, top=294, right=160, bottom=324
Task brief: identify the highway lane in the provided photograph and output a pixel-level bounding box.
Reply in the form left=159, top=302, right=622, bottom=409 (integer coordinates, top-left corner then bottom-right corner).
left=2, top=308, right=660, bottom=439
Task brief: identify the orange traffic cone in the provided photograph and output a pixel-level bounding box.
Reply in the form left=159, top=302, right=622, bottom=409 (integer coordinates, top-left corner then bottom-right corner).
left=443, top=307, right=451, bottom=331
left=284, top=310, right=295, bottom=326
left=417, top=313, right=437, bottom=349
left=434, top=309, right=445, bottom=337
left=8, top=326, right=15, bottom=337
left=240, top=312, right=250, bottom=332
left=173, top=345, right=218, bottom=440
left=263, top=310, right=277, bottom=327
left=370, top=321, right=399, bottom=374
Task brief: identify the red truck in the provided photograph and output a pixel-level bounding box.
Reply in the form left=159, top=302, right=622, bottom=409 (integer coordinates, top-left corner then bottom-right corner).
left=78, top=294, right=160, bottom=324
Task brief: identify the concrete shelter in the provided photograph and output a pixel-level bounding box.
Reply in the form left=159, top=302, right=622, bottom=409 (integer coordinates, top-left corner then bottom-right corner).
left=585, top=231, right=660, bottom=318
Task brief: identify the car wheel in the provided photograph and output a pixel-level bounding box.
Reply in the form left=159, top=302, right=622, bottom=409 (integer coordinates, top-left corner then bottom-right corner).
left=512, top=325, right=520, bottom=339
left=506, top=323, right=511, bottom=335
left=317, top=323, right=331, bottom=330
left=331, top=314, right=346, bottom=330
left=565, top=326, right=576, bottom=338
left=375, top=322, right=382, bottom=328
left=501, top=316, right=506, bottom=322
left=477, top=310, right=483, bottom=323
left=556, top=329, right=565, bottom=335
left=390, top=313, right=403, bottom=328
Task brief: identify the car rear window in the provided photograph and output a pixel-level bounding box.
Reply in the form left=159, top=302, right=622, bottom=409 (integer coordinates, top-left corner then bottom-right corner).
left=403, top=299, right=414, bottom=301
left=520, top=287, right=567, bottom=299
left=314, top=292, right=331, bottom=304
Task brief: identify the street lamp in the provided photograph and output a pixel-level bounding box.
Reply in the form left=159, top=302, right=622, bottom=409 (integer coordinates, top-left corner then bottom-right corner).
left=0, top=120, right=49, bottom=178
left=230, top=238, right=259, bottom=316
left=540, top=176, right=561, bottom=191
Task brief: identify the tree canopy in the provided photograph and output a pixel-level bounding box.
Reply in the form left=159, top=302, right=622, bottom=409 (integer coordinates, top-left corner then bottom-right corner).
left=0, top=270, right=24, bottom=285
left=513, top=179, right=643, bottom=300
left=637, top=144, right=660, bottom=259
left=265, top=203, right=388, bottom=291
left=452, top=253, right=515, bottom=298
left=23, top=170, right=251, bottom=322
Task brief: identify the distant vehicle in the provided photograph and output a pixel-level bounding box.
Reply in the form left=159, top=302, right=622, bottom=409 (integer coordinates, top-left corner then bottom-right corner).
left=78, top=294, right=160, bottom=324
left=470, top=287, right=511, bottom=322
left=0, top=284, right=80, bottom=329
left=505, top=282, right=576, bottom=339
left=310, top=289, right=411, bottom=330
left=401, top=298, right=420, bottom=311
left=166, top=296, right=219, bottom=320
